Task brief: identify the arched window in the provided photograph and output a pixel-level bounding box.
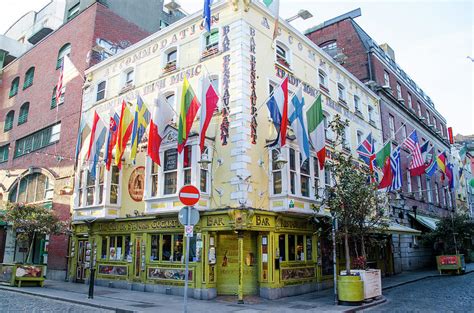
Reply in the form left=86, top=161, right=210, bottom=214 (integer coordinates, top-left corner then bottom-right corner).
left=23, top=67, right=35, bottom=89
left=275, top=42, right=290, bottom=68
left=4, top=110, right=14, bottom=132
left=8, top=172, right=54, bottom=203
left=57, top=43, right=71, bottom=69
left=18, top=102, right=29, bottom=125
left=9, top=77, right=20, bottom=97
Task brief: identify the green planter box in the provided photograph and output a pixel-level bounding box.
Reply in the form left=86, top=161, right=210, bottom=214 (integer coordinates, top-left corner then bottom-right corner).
left=337, top=274, right=364, bottom=304
left=0, top=264, right=45, bottom=287
left=436, top=255, right=465, bottom=275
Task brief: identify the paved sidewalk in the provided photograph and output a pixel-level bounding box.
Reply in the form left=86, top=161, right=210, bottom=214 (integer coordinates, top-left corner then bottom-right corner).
left=1, top=264, right=472, bottom=313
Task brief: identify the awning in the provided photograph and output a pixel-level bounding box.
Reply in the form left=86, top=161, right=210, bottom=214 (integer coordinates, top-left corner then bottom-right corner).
left=409, top=213, right=439, bottom=231
left=370, top=222, right=422, bottom=235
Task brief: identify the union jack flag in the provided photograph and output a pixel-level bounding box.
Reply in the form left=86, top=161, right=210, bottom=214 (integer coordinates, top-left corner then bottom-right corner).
left=403, top=130, right=424, bottom=171
left=357, top=133, right=375, bottom=168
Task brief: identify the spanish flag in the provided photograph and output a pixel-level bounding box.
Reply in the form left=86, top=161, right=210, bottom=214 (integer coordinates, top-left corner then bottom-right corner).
left=115, top=100, right=134, bottom=169
left=178, top=76, right=201, bottom=153
left=436, top=151, right=447, bottom=181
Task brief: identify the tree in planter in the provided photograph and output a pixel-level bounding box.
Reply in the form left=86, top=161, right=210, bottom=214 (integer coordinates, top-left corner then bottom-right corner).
left=3, top=202, right=66, bottom=264
left=318, top=114, right=387, bottom=275
left=423, top=212, right=474, bottom=256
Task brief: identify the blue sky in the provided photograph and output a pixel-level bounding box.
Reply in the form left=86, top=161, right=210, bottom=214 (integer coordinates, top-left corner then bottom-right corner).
left=2, top=0, right=472, bottom=134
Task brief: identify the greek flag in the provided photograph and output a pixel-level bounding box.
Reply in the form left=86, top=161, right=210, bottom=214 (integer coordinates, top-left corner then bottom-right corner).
left=389, top=146, right=402, bottom=191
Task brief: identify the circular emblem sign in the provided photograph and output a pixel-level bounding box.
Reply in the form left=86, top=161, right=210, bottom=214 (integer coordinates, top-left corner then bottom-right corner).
left=179, top=185, right=200, bottom=206
left=128, top=166, right=145, bottom=202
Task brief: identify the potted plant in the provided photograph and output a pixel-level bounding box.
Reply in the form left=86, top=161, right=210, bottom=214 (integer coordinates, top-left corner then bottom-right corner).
left=319, top=115, right=386, bottom=304
left=2, top=202, right=66, bottom=286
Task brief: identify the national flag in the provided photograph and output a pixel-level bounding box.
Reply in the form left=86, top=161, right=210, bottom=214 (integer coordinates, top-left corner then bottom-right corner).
left=447, top=127, right=454, bottom=144
left=266, top=76, right=289, bottom=147
left=375, top=141, right=391, bottom=168
left=446, top=163, right=454, bottom=190
left=306, top=93, right=325, bottom=169
left=263, top=0, right=280, bottom=40
left=130, top=95, right=151, bottom=161
left=115, top=100, right=134, bottom=169
left=459, top=145, right=468, bottom=165
left=425, top=148, right=438, bottom=177
left=55, top=55, right=80, bottom=104
left=420, top=140, right=430, bottom=160
left=289, top=86, right=310, bottom=161
left=199, top=75, right=219, bottom=153
left=437, top=151, right=447, bottom=178
left=74, top=114, right=89, bottom=162
left=148, top=94, right=175, bottom=166
left=178, top=76, right=201, bottom=153
left=389, top=147, right=402, bottom=191
left=402, top=130, right=425, bottom=176
left=357, top=133, right=376, bottom=171
left=378, top=151, right=393, bottom=189
left=203, top=0, right=212, bottom=33
left=86, top=111, right=107, bottom=178
left=105, top=109, right=120, bottom=171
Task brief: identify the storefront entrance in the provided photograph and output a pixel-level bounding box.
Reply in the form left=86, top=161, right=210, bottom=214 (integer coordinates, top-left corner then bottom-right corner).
left=76, top=240, right=89, bottom=283
left=216, top=231, right=258, bottom=296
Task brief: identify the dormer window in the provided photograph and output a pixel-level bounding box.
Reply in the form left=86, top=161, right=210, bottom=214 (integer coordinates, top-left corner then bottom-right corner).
left=275, top=43, right=290, bottom=68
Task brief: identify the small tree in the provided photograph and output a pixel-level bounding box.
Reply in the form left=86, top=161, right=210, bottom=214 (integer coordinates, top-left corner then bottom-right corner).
left=318, top=114, right=387, bottom=275
left=424, top=212, right=474, bottom=255
left=3, top=202, right=66, bottom=264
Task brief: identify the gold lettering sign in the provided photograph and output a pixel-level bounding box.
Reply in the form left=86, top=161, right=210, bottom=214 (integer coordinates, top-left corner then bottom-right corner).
left=276, top=216, right=309, bottom=230
left=254, top=215, right=272, bottom=227
left=206, top=216, right=227, bottom=227
left=97, top=219, right=181, bottom=232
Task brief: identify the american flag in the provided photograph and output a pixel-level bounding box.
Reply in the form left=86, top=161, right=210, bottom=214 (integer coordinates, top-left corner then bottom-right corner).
left=403, top=130, right=424, bottom=170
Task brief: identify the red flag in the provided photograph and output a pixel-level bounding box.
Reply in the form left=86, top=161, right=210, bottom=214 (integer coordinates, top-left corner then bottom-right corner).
left=377, top=157, right=393, bottom=189
left=148, top=94, right=175, bottom=165
left=199, top=76, right=219, bottom=153
left=447, top=127, right=454, bottom=145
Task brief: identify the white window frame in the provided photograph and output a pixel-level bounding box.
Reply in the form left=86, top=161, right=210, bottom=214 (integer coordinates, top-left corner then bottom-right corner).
left=356, top=131, right=363, bottom=146
left=201, top=27, right=221, bottom=54
left=162, top=46, right=179, bottom=70
left=337, top=83, right=346, bottom=102
left=426, top=177, right=432, bottom=203
left=396, top=82, right=402, bottom=99
left=368, top=106, right=374, bottom=123
left=407, top=93, right=413, bottom=109
left=275, top=41, right=291, bottom=69
left=123, top=67, right=135, bottom=87
left=318, top=69, right=328, bottom=89
left=434, top=182, right=440, bottom=204
left=383, top=70, right=390, bottom=86
left=75, top=164, right=122, bottom=209
left=354, top=95, right=360, bottom=112
left=96, top=80, right=107, bottom=102
left=389, top=114, right=395, bottom=139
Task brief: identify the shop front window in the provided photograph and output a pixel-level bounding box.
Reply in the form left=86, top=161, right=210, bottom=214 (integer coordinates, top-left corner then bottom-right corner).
left=162, top=234, right=172, bottom=261
left=279, top=234, right=312, bottom=263
left=173, top=235, right=184, bottom=262
left=288, top=234, right=296, bottom=260
left=278, top=235, right=286, bottom=261
left=102, top=235, right=131, bottom=261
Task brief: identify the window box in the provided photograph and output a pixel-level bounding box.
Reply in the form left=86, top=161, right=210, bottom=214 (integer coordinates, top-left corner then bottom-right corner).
left=319, top=84, right=330, bottom=94
left=163, top=62, right=177, bottom=74
left=201, top=46, right=219, bottom=60
left=338, top=99, right=348, bottom=108
left=119, top=83, right=135, bottom=95
left=354, top=110, right=364, bottom=119
left=276, top=56, right=290, bottom=69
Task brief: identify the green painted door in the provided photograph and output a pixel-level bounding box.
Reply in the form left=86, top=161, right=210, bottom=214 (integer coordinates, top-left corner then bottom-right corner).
left=216, top=232, right=258, bottom=295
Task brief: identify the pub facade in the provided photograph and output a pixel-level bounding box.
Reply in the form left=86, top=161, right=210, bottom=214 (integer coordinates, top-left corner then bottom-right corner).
left=70, top=1, right=386, bottom=299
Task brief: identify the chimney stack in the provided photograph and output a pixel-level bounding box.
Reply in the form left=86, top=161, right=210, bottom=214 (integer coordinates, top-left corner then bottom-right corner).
left=380, top=43, right=395, bottom=61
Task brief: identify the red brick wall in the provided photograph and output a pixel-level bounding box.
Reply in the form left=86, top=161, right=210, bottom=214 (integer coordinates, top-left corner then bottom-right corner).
left=306, top=19, right=371, bottom=82
left=0, top=3, right=150, bottom=272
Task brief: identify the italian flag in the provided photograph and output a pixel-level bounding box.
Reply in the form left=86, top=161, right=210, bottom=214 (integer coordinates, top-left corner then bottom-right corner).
left=306, top=94, right=325, bottom=170
left=178, top=76, right=201, bottom=153
left=115, top=100, right=134, bottom=169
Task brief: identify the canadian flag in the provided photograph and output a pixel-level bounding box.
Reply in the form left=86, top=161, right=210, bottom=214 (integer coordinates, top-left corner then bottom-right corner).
left=147, top=94, right=175, bottom=165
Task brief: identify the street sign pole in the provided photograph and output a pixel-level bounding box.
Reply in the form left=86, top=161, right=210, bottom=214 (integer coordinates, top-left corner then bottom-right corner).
left=184, top=206, right=191, bottom=313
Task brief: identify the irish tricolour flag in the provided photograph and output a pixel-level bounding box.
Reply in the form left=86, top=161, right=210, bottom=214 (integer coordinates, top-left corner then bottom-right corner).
left=306, top=94, right=326, bottom=170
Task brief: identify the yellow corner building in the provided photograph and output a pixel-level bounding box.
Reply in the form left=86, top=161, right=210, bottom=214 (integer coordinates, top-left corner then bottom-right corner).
left=70, top=1, right=385, bottom=300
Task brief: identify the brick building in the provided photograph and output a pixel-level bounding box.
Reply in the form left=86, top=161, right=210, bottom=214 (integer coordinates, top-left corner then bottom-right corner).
left=306, top=9, right=453, bottom=273
left=0, top=1, right=182, bottom=280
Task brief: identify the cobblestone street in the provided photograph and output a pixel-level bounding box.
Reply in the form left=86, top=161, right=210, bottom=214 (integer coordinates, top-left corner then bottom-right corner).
left=367, top=272, right=474, bottom=312
left=0, top=289, right=112, bottom=313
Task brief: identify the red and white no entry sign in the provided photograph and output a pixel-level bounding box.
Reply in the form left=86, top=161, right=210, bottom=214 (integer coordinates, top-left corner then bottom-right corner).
left=179, top=185, right=200, bottom=206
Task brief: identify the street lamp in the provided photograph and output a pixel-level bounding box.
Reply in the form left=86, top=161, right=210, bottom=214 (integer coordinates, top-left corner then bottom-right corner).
left=83, top=217, right=97, bottom=299
left=285, top=9, right=313, bottom=22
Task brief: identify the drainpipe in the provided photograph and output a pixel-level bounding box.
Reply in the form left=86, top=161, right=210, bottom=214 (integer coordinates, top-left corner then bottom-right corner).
left=367, top=49, right=374, bottom=83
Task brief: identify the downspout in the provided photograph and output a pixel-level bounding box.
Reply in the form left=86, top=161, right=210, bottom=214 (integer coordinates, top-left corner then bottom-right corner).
left=367, top=48, right=374, bottom=82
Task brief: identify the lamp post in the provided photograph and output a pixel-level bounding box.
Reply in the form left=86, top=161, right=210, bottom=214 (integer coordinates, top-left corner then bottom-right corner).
left=84, top=217, right=97, bottom=299
left=285, top=9, right=313, bottom=22
left=330, top=209, right=338, bottom=305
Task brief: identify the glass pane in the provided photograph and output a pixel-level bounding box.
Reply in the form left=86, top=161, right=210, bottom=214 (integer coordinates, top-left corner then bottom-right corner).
left=173, top=235, right=183, bottom=262
left=164, top=149, right=178, bottom=171
left=124, top=236, right=131, bottom=260
left=271, top=149, right=280, bottom=170
left=164, top=172, right=177, bottom=195
left=150, top=235, right=159, bottom=261
left=9, top=185, right=17, bottom=203
left=101, top=237, right=107, bottom=259
left=167, top=50, right=177, bottom=63
left=162, top=235, right=172, bottom=261
left=273, top=171, right=282, bottom=194
left=152, top=174, right=159, bottom=197
left=116, top=236, right=123, bottom=260
left=288, top=234, right=296, bottom=261
left=184, top=169, right=191, bottom=185
left=290, top=172, right=295, bottom=194
left=300, top=157, right=309, bottom=174
left=189, top=236, right=197, bottom=262
left=183, top=146, right=191, bottom=168
left=111, top=166, right=119, bottom=184
left=278, top=235, right=286, bottom=261
left=78, top=190, right=83, bottom=207
left=306, top=237, right=312, bottom=261
left=200, top=169, right=207, bottom=193
left=35, top=174, right=46, bottom=202
left=26, top=174, right=36, bottom=203
left=86, top=187, right=94, bottom=205
left=110, top=185, right=118, bottom=204
left=296, top=235, right=304, bottom=261
left=18, top=178, right=27, bottom=203
left=109, top=236, right=116, bottom=260
left=289, top=149, right=296, bottom=170
left=301, top=175, right=309, bottom=197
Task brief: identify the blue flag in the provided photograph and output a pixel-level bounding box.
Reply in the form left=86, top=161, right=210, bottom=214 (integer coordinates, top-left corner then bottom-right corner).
left=289, top=86, right=310, bottom=161
left=389, top=146, right=402, bottom=191
left=203, top=0, right=212, bottom=33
